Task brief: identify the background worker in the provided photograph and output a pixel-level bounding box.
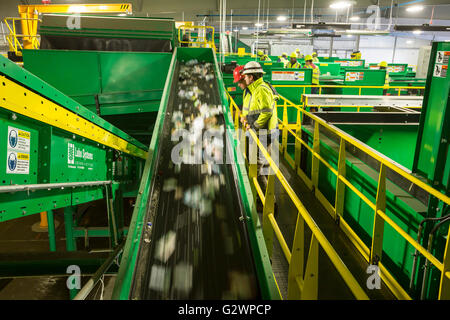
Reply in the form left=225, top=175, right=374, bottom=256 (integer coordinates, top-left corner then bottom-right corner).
left=379, top=61, right=390, bottom=95
left=351, top=50, right=361, bottom=60
left=312, top=52, right=319, bottom=63
left=295, top=48, right=304, bottom=59
left=257, top=50, right=271, bottom=61
left=277, top=52, right=288, bottom=67
left=286, top=52, right=301, bottom=68
left=304, top=54, right=320, bottom=113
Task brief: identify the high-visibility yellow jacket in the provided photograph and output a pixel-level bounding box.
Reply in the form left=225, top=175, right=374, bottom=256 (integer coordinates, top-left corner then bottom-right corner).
left=313, top=57, right=319, bottom=63
left=304, top=63, right=320, bottom=85
left=260, top=55, right=271, bottom=61
left=245, top=78, right=278, bottom=131
left=278, top=57, right=289, bottom=67
left=242, top=88, right=251, bottom=117
left=384, top=72, right=390, bottom=86
left=286, top=61, right=301, bottom=68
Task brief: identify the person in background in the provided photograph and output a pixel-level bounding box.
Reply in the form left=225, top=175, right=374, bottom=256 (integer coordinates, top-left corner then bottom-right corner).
left=312, top=52, right=319, bottom=63
left=278, top=52, right=289, bottom=67
left=295, top=48, right=304, bottom=59
left=257, top=50, right=271, bottom=61
left=304, top=54, right=320, bottom=113
left=351, top=50, right=361, bottom=60
left=379, top=61, right=390, bottom=95
left=286, top=52, right=301, bottom=68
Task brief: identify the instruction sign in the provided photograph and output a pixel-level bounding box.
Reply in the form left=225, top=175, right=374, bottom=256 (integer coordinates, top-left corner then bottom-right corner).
left=272, top=71, right=305, bottom=81
left=345, top=72, right=364, bottom=81
left=6, top=126, right=30, bottom=174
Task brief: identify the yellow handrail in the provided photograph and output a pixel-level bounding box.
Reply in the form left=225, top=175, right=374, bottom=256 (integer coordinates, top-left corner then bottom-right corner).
left=226, top=91, right=370, bottom=300
left=4, top=17, right=40, bottom=55
left=178, top=25, right=216, bottom=51
left=274, top=94, right=450, bottom=299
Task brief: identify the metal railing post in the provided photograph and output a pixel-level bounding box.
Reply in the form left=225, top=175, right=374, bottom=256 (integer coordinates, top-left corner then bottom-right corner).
left=311, top=121, right=320, bottom=189
left=438, top=227, right=450, bottom=299
left=370, top=164, right=386, bottom=265
left=288, top=212, right=305, bottom=299
left=334, top=138, right=346, bottom=222
left=294, top=108, right=302, bottom=172
left=301, top=235, right=319, bottom=299
left=282, top=100, right=288, bottom=154
left=262, top=174, right=275, bottom=259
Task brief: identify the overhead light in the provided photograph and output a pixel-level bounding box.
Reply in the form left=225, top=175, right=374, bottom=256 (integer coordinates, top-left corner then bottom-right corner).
left=255, top=23, right=264, bottom=27
left=413, top=29, right=423, bottom=34
left=349, top=16, right=360, bottom=21
left=346, top=34, right=353, bottom=38
left=242, top=27, right=248, bottom=30
left=406, top=40, right=413, bottom=44
left=330, top=1, right=351, bottom=9
left=277, top=16, right=287, bottom=21
left=406, top=5, right=424, bottom=12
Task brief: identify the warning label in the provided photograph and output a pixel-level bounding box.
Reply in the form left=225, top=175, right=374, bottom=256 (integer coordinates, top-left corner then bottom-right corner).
left=6, top=126, right=30, bottom=174
left=272, top=71, right=305, bottom=81
left=336, top=60, right=363, bottom=67
left=387, top=66, right=405, bottom=73
left=6, top=151, right=29, bottom=174
left=433, top=64, right=448, bottom=78
left=436, top=51, right=450, bottom=65
left=345, top=72, right=364, bottom=81
left=227, top=87, right=236, bottom=92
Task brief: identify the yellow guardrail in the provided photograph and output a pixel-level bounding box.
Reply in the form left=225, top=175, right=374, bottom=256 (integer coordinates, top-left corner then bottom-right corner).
left=273, top=84, right=426, bottom=98
left=226, top=91, right=370, bottom=300
left=4, top=17, right=40, bottom=56
left=178, top=25, right=216, bottom=51
left=273, top=94, right=450, bottom=300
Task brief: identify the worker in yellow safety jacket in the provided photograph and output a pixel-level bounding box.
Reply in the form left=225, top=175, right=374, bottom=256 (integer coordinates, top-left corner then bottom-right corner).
left=286, top=52, right=301, bottom=68
left=351, top=50, right=361, bottom=60
left=379, top=61, right=390, bottom=95
left=312, top=52, right=319, bottom=63
left=257, top=50, right=271, bottom=61
left=241, top=61, right=279, bottom=185
left=295, top=48, right=304, bottom=59
left=277, top=52, right=289, bottom=67
left=304, top=54, right=320, bottom=94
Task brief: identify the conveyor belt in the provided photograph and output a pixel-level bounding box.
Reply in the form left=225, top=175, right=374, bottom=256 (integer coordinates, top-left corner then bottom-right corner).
left=129, top=60, right=260, bottom=299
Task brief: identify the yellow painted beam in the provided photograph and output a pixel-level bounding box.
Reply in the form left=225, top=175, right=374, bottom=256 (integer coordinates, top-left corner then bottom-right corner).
left=0, top=76, right=147, bottom=159
left=18, top=4, right=132, bottom=14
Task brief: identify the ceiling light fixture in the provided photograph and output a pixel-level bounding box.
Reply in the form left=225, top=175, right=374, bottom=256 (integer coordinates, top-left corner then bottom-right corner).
left=413, top=29, right=423, bottom=34
left=406, top=5, right=424, bottom=12
left=255, top=23, right=264, bottom=27
left=349, top=16, right=360, bottom=21
left=277, top=16, right=287, bottom=21
left=330, top=1, right=351, bottom=9
left=406, top=40, right=413, bottom=44
left=242, top=26, right=248, bottom=30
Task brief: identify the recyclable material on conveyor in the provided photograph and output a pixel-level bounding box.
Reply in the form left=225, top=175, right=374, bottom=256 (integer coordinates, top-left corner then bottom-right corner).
left=130, top=59, right=260, bottom=300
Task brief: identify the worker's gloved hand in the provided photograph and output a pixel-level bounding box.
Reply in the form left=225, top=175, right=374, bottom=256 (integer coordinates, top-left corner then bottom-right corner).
left=240, top=115, right=246, bottom=124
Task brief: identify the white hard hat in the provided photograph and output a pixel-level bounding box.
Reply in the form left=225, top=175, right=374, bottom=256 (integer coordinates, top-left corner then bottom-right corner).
left=241, top=61, right=266, bottom=75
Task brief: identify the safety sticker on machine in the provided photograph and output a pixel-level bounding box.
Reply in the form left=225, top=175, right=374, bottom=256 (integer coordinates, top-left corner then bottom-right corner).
left=433, top=64, right=448, bottom=78
left=6, top=126, right=30, bottom=174
left=272, top=71, right=305, bottom=81
left=345, top=72, right=364, bottom=81
left=436, top=51, right=450, bottom=65
left=67, top=142, right=94, bottom=170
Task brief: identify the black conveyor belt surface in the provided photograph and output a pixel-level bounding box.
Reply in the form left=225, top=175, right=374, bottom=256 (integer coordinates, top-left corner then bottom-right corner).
left=130, top=60, right=260, bottom=299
